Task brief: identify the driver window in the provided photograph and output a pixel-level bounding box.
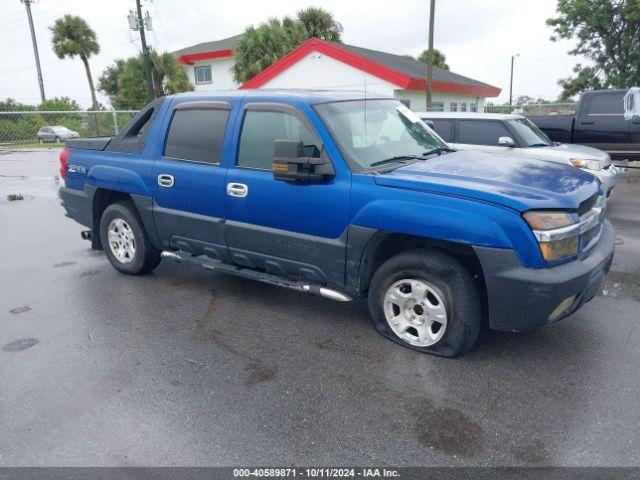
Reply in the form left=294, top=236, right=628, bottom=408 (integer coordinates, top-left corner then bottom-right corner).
left=458, top=120, right=511, bottom=146
left=238, top=110, right=319, bottom=170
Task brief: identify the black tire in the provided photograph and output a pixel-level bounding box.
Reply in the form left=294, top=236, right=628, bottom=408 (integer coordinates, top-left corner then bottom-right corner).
left=99, top=201, right=161, bottom=275
left=368, top=248, right=481, bottom=357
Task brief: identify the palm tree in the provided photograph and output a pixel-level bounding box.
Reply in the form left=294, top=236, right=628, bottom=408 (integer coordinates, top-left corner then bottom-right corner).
left=232, top=18, right=306, bottom=83
left=297, top=7, right=342, bottom=41
left=232, top=7, right=342, bottom=83
left=50, top=15, right=100, bottom=111
left=417, top=49, right=449, bottom=70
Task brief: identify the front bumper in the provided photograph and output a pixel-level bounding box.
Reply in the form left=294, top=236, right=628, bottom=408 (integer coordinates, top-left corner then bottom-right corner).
left=474, top=219, right=615, bottom=332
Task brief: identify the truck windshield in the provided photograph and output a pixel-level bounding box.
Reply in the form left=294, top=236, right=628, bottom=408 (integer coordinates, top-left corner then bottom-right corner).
left=315, top=99, right=447, bottom=171
left=506, top=118, right=552, bottom=147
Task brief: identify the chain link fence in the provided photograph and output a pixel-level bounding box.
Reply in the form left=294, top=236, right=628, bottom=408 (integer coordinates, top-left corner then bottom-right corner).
left=0, top=110, right=138, bottom=199
left=485, top=102, right=578, bottom=116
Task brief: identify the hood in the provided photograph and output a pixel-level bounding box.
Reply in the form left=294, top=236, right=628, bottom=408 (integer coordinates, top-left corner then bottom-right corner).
left=525, top=143, right=611, bottom=167
left=374, top=150, right=600, bottom=212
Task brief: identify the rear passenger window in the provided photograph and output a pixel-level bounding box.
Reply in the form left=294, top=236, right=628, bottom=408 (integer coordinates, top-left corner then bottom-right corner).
left=458, top=120, right=511, bottom=146
left=238, top=110, right=319, bottom=170
left=586, top=92, right=625, bottom=115
left=164, top=108, right=229, bottom=164
left=429, top=119, right=454, bottom=142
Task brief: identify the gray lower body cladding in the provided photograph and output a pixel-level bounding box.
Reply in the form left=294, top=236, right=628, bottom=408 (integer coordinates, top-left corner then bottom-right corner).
left=475, top=220, right=615, bottom=332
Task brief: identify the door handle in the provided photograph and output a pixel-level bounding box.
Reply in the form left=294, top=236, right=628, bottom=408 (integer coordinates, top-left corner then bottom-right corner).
left=157, top=174, right=174, bottom=188
left=227, top=182, right=248, bottom=198
left=580, top=121, right=595, bottom=125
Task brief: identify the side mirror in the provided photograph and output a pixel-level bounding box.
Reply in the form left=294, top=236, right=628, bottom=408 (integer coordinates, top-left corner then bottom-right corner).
left=272, top=140, right=335, bottom=183
left=498, top=136, right=515, bottom=147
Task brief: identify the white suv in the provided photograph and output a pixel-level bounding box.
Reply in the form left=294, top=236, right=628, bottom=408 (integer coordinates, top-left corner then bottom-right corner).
left=418, top=112, right=617, bottom=196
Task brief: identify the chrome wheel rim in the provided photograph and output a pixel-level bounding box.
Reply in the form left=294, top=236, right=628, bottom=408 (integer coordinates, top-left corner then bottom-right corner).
left=107, top=218, right=136, bottom=264
left=383, top=278, right=448, bottom=347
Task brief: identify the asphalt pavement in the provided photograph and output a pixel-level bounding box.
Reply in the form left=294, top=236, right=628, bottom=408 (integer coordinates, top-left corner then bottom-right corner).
left=1, top=150, right=639, bottom=466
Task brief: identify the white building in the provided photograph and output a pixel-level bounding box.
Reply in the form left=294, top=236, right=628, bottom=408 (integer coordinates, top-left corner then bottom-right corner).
left=173, top=35, right=501, bottom=111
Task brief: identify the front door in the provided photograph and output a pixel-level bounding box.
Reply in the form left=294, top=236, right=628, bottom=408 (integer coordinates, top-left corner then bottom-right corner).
left=629, top=113, right=640, bottom=161
left=453, top=119, right=517, bottom=156
left=224, top=103, right=351, bottom=287
left=574, top=91, right=630, bottom=159
left=152, top=101, right=232, bottom=260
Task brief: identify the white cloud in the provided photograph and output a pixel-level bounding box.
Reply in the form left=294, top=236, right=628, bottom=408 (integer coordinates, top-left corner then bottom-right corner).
left=0, top=0, right=581, bottom=108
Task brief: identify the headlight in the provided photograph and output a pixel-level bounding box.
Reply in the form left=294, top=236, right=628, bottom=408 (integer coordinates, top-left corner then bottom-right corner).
left=523, top=211, right=579, bottom=261
left=570, top=158, right=602, bottom=171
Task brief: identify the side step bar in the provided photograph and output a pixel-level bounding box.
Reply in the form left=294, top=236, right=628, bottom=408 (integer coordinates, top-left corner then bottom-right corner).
left=160, top=251, right=353, bottom=302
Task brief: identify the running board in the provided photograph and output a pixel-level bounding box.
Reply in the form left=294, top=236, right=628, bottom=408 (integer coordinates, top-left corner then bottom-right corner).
left=160, top=251, right=353, bottom=302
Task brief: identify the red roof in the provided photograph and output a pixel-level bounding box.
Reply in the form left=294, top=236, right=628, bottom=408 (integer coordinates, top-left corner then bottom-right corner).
left=240, top=38, right=501, bottom=97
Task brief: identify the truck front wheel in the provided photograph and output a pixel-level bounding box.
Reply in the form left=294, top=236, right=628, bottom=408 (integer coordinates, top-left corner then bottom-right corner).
left=99, top=201, right=161, bottom=275
left=368, top=249, right=481, bottom=357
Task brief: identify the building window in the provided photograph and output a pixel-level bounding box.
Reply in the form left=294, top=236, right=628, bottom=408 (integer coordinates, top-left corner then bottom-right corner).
left=470, top=103, right=478, bottom=112
left=194, top=65, right=212, bottom=85
left=399, top=99, right=411, bottom=109
left=449, top=102, right=458, bottom=112
left=460, top=103, right=468, bottom=112
left=430, top=101, right=444, bottom=112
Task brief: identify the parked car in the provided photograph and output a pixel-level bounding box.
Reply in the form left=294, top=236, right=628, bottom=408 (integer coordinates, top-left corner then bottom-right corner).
left=58, top=91, right=614, bottom=357
left=37, top=125, right=80, bottom=143
left=419, top=112, right=617, bottom=197
left=528, top=89, right=640, bottom=161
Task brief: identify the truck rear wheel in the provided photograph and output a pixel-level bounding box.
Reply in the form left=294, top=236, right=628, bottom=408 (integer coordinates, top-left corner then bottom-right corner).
left=368, top=249, right=480, bottom=357
left=99, top=201, right=161, bottom=275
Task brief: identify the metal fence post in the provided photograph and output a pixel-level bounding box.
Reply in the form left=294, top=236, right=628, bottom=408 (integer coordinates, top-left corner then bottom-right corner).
left=112, top=110, right=119, bottom=135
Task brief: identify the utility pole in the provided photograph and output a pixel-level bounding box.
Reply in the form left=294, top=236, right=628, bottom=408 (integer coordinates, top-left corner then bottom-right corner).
left=508, top=53, right=519, bottom=113
left=130, top=0, right=155, bottom=101
left=426, top=0, right=435, bottom=110
left=21, top=0, right=46, bottom=103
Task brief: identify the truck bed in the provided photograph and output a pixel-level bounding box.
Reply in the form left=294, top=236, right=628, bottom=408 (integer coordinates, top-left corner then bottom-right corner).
left=65, top=137, right=112, bottom=151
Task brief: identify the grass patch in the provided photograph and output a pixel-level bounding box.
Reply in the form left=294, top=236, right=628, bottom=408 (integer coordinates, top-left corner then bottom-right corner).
left=7, top=194, right=24, bottom=201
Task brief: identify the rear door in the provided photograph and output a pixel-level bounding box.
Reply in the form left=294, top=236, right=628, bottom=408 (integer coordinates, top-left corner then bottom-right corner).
left=151, top=100, right=232, bottom=260
left=42, top=127, right=54, bottom=141
left=454, top=119, right=516, bottom=155
left=574, top=91, right=629, bottom=158
left=630, top=118, right=640, bottom=160
left=224, top=102, right=351, bottom=287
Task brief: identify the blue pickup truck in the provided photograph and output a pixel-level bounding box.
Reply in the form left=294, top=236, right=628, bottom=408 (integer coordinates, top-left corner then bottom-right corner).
left=59, top=90, right=614, bottom=357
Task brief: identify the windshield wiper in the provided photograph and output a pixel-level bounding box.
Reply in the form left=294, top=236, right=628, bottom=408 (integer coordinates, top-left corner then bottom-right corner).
left=528, top=143, right=550, bottom=148
left=422, top=146, right=456, bottom=156
left=369, top=155, right=424, bottom=168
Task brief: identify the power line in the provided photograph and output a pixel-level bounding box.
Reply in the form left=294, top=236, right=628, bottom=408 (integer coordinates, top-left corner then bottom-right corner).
left=0, top=0, right=73, bottom=29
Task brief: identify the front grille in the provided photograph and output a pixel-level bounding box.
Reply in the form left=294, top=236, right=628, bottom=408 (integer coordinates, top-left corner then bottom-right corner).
left=579, top=194, right=606, bottom=256
left=578, top=193, right=598, bottom=217
left=581, top=222, right=600, bottom=252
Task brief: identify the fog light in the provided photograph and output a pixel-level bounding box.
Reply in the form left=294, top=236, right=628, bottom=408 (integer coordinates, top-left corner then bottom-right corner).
left=548, top=295, right=577, bottom=322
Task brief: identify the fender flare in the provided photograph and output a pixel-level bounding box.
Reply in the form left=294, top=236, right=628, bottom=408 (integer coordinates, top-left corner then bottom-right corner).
left=351, top=199, right=515, bottom=249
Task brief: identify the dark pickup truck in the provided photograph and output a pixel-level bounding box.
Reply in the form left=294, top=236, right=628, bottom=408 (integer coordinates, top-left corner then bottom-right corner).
left=529, top=89, right=640, bottom=161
